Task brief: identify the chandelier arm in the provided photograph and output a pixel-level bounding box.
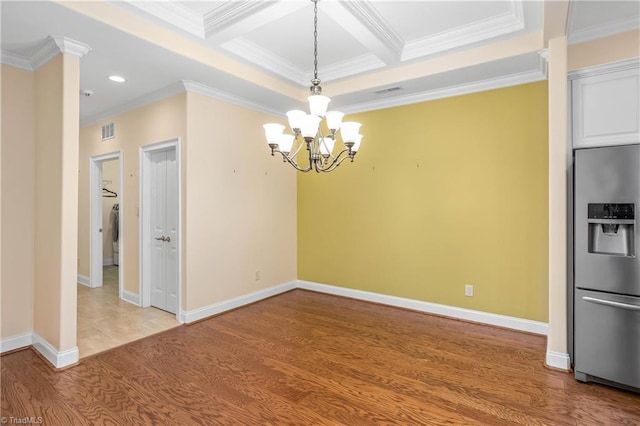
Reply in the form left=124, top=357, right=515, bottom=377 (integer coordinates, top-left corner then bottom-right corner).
left=288, top=137, right=306, bottom=161
left=276, top=149, right=313, bottom=172
left=313, top=148, right=353, bottom=172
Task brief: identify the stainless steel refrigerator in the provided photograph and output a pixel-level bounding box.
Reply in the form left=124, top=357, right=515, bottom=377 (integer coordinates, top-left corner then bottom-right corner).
left=574, top=144, right=639, bottom=391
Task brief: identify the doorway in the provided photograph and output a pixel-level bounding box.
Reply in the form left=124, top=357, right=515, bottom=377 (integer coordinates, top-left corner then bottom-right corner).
left=89, top=152, right=123, bottom=295
left=140, top=139, right=181, bottom=319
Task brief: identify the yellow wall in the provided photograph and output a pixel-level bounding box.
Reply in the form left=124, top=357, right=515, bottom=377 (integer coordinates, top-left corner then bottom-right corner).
left=183, top=92, right=297, bottom=310
left=298, top=82, right=549, bottom=321
left=1, top=65, right=36, bottom=339
left=78, top=93, right=187, bottom=295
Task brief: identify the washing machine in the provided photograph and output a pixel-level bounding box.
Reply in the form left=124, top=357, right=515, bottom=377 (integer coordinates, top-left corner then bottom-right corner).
left=112, top=203, right=119, bottom=266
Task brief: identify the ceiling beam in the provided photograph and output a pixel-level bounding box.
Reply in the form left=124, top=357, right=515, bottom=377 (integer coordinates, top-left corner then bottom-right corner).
left=55, top=0, right=303, bottom=101
left=321, top=0, right=404, bottom=66
left=543, top=0, right=570, bottom=43
left=203, top=1, right=309, bottom=44
left=323, top=31, right=544, bottom=98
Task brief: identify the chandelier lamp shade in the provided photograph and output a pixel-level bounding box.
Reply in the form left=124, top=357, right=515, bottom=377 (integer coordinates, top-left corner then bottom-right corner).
left=262, top=0, right=362, bottom=173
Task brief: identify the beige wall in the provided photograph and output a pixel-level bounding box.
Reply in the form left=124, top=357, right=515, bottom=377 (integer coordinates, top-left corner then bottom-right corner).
left=184, top=92, right=297, bottom=311
left=568, top=29, right=640, bottom=71
left=547, top=36, right=569, bottom=367
left=34, top=56, right=63, bottom=347
left=78, top=93, right=187, bottom=294
left=1, top=65, right=36, bottom=339
left=101, top=159, right=120, bottom=263
left=33, top=53, right=81, bottom=351
left=79, top=91, right=297, bottom=312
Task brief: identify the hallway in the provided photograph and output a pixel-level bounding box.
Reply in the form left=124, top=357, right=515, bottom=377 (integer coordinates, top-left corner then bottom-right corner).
left=77, top=266, right=181, bottom=358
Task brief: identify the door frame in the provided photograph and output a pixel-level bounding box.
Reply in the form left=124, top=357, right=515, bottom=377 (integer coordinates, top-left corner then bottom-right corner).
left=140, top=138, right=182, bottom=321
left=89, top=151, right=123, bottom=297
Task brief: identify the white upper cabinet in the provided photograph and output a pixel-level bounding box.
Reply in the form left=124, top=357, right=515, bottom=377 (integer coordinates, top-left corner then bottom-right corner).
left=571, top=61, right=640, bottom=149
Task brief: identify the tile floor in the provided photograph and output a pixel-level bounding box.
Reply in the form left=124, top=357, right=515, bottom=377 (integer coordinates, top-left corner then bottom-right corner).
left=77, top=266, right=181, bottom=358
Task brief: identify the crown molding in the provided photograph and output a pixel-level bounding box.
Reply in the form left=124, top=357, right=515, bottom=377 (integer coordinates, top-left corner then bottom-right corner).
left=341, top=68, right=546, bottom=115
left=223, top=38, right=385, bottom=87
left=1, top=50, right=33, bottom=70
left=203, top=1, right=272, bottom=39
left=221, top=37, right=307, bottom=86
left=181, top=80, right=281, bottom=116
left=568, top=15, right=640, bottom=45
left=81, top=81, right=187, bottom=127
left=537, top=48, right=548, bottom=78
left=30, top=37, right=66, bottom=69
left=81, top=79, right=281, bottom=128
left=568, top=58, right=640, bottom=80
left=311, top=53, right=386, bottom=84
left=340, top=0, right=404, bottom=64
left=402, top=0, right=525, bottom=62
left=51, top=36, right=92, bottom=58
left=125, top=0, right=204, bottom=38
left=537, top=48, right=549, bottom=62
left=31, top=36, right=91, bottom=69
left=2, top=36, right=91, bottom=71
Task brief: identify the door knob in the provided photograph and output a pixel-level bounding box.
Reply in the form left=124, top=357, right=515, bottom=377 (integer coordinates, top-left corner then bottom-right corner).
left=155, top=236, right=166, bottom=241
left=165, top=236, right=171, bottom=243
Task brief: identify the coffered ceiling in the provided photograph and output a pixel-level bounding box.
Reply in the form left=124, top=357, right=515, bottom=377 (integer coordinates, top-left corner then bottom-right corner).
left=120, top=0, right=538, bottom=85
left=1, top=1, right=638, bottom=126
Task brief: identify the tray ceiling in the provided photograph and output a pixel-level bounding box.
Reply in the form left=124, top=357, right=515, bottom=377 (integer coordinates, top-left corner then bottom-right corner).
left=1, top=1, right=638, bottom=126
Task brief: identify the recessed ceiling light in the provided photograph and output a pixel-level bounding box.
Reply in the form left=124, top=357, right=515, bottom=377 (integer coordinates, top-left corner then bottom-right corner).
left=108, top=75, right=126, bottom=83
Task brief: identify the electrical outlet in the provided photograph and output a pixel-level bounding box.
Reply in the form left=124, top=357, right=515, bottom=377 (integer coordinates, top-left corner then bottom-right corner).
left=255, top=271, right=260, bottom=281
left=465, top=284, right=473, bottom=297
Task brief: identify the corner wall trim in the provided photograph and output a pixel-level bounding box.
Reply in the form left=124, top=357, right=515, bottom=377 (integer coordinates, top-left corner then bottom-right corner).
left=77, top=275, right=90, bottom=287
left=122, top=290, right=140, bottom=306
left=546, top=350, right=571, bottom=371
left=32, top=333, right=79, bottom=368
left=297, top=280, right=549, bottom=335
left=0, top=332, right=33, bottom=353
left=180, top=281, right=297, bottom=323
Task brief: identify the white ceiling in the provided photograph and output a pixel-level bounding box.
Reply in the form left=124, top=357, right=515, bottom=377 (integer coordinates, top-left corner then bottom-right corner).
left=1, top=1, right=638, bottom=126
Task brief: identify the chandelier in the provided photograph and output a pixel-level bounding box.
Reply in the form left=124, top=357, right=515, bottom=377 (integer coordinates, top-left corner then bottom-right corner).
left=263, top=0, right=362, bottom=173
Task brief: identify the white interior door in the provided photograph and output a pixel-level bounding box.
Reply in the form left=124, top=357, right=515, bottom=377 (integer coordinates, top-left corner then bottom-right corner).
left=90, top=158, right=104, bottom=287
left=149, top=149, right=178, bottom=314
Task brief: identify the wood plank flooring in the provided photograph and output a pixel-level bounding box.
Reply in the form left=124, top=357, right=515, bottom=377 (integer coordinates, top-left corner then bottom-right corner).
left=2, top=289, right=639, bottom=425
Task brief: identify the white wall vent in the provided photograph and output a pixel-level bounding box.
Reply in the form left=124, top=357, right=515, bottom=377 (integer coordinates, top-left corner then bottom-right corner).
left=374, top=86, right=402, bottom=95
left=101, top=122, right=115, bottom=141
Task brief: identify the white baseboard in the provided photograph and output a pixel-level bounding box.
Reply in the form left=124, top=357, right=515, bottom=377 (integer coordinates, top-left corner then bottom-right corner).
left=103, top=258, right=114, bottom=266
left=122, top=290, right=140, bottom=306
left=77, top=274, right=90, bottom=287
left=0, top=332, right=33, bottom=353
left=546, top=350, right=571, bottom=370
left=180, top=281, right=297, bottom=323
left=32, top=333, right=79, bottom=368
left=297, top=280, right=549, bottom=336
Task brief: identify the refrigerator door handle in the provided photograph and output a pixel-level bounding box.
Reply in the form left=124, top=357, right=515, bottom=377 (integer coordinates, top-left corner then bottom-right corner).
left=582, top=296, right=640, bottom=311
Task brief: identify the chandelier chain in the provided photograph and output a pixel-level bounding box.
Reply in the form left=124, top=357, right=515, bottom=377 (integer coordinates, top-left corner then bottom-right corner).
left=313, top=0, right=318, bottom=81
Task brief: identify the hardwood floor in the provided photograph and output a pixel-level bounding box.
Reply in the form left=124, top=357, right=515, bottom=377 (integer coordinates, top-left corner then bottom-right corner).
left=2, top=290, right=638, bottom=425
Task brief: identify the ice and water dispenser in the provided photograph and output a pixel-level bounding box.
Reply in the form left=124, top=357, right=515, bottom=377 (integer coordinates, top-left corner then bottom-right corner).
left=587, top=203, right=635, bottom=257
